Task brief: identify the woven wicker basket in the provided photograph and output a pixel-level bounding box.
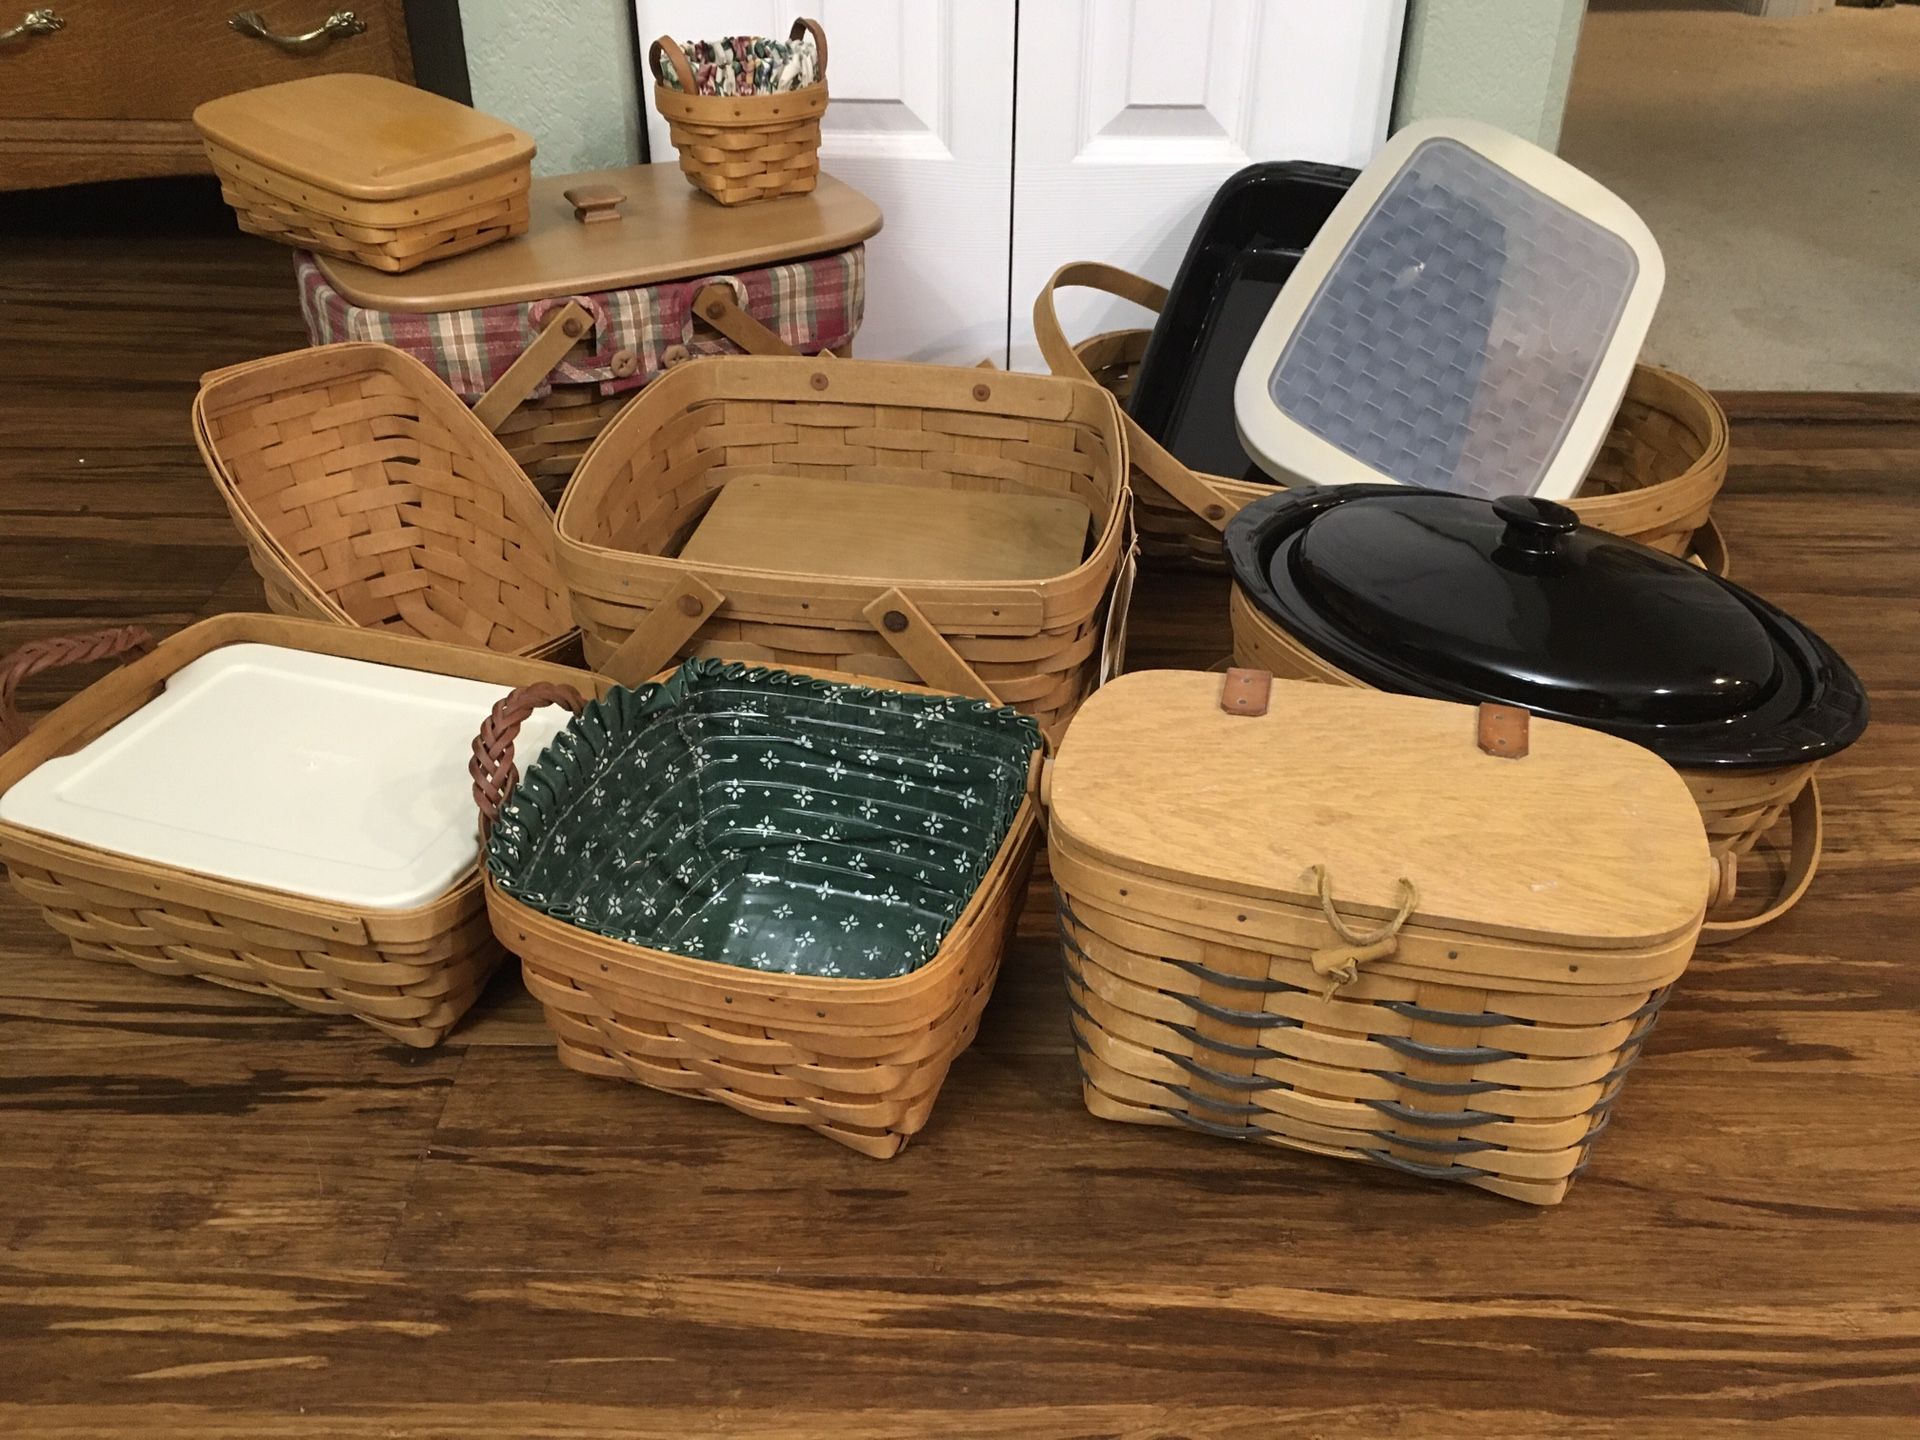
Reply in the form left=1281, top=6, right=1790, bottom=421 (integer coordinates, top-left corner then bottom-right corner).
left=194, top=343, right=574, bottom=660
left=1047, top=671, right=1708, bottom=1206
left=650, top=19, right=828, bottom=207
left=1229, top=594, right=1820, bottom=944
left=471, top=663, right=1043, bottom=1158
left=1035, top=262, right=1730, bottom=571
left=0, top=615, right=600, bottom=1048
left=553, top=356, right=1133, bottom=741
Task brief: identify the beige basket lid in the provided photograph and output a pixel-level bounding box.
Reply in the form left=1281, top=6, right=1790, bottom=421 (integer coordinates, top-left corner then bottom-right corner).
left=1048, top=671, right=1708, bottom=955
left=193, top=74, right=535, bottom=202
left=312, top=164, right=883, bottom=312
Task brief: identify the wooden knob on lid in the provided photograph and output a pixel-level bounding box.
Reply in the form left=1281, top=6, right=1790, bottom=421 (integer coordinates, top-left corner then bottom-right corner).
left=564, top=186, right=625, bottom=225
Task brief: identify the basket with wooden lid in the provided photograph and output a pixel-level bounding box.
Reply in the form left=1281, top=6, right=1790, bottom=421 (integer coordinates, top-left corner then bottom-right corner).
left=0, top=614, right=604, bottom=1048
left=553, top=356, right=1134, bottom=742
left=471, top=657, right=1044, bottom=1156
left=1045, top=667, right=1713, bottom=1205
left=296, top=163, right=879, bottom=495
left=194, top=343, right=575, bottom=659
left=650, top=18, right=829, bottom=206
left=193, top=74, right=536, bottom=272
left=1226, top=487, right=1869, bottom=942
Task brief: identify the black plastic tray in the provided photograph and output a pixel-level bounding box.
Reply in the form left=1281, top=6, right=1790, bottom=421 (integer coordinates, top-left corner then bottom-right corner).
left=1129, top=161, right=1356, bottom=483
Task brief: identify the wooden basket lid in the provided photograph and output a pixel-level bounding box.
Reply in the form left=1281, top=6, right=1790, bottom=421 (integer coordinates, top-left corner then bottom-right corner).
left=1047, top=671, right=1709, bottom=954
left=313, top=165, right=882, bottom=312
left=193, top=75, right=535, bottom=202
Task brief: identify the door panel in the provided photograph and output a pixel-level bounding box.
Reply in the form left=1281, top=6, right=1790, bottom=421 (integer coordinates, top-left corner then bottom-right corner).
left=1008, top=0, right=1405, bottom=370
left=636, top=0, right=1015, bottom=364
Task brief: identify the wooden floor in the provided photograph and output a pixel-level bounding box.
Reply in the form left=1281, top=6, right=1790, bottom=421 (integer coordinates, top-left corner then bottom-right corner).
left=2, top=229, right=1918, bottom=1438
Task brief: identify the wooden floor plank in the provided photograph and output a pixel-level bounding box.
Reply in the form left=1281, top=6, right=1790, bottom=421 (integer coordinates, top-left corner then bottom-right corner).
left=0, top=228, right=1916, bottom=1435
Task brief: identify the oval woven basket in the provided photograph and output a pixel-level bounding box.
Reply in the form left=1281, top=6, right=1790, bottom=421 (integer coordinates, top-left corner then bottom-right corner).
left=1036, top=262, right=1730, bottom=571
left=552, top=356, right=1133, bottom=741
left=194, top=343, right=575, bottom=659
left=1228, top=591, right=1820, bottom=945
left=650, top=18, right=829, bottom=206
left=472, top=659, right=1045, bottom=1158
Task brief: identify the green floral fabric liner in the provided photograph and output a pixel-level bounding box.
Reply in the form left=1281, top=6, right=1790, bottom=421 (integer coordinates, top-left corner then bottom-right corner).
left=486, top=659, right=1040, bottom=980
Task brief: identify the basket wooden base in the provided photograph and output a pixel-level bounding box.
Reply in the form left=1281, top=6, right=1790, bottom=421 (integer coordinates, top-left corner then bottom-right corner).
left=1229, top=588, right=1820, bottom=941
left=489, top=810, right=1039, bottom=1158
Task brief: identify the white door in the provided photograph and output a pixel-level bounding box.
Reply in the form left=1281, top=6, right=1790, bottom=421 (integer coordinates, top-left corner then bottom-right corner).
left=636, top=0, right=1016, bottom=364
left=1006, top=0, right=1405, bottom=370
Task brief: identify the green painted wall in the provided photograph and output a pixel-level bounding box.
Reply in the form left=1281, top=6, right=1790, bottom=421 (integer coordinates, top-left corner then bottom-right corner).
left=1393, top=0, right=1587, bottom=151
left=457, top=0, right=641, bottom=175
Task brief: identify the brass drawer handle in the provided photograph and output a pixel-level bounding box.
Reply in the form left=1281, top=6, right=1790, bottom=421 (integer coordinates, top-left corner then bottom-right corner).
left=0, top=8, right=63, bottom=45
left=228, top=9, right=366, bottom=55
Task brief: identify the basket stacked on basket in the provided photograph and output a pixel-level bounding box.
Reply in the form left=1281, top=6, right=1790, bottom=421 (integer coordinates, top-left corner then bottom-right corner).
left=650, top=19, right=830, bottom=206
left=193, top=75, right=536, bottom=274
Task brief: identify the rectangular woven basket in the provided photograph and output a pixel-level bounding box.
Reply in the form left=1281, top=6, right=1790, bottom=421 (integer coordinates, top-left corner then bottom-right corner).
left=0, top=614, right=601, bottom=1048
left=194, top=343, right=575, bottom=659
left=1035, top=262, right=1729, bottom=571
left=552, top=356, right=1133, bottom=740
left=471, top=659, right=1044, bottom=1157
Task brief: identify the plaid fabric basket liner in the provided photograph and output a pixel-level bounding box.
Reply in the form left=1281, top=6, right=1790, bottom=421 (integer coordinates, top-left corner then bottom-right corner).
left=295, top=245, right=864, bottom=403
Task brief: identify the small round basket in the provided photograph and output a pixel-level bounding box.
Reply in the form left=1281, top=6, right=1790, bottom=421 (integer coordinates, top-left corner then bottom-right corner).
left=650, top=18, right=829, bottom=207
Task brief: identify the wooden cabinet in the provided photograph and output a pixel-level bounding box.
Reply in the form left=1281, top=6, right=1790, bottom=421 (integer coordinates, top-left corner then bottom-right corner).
left=0, top=0, right=414, bottom=189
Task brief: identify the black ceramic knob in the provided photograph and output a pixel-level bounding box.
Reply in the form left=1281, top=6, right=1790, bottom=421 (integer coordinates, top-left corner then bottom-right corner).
left=1493, top=495, right=1579, bottom=557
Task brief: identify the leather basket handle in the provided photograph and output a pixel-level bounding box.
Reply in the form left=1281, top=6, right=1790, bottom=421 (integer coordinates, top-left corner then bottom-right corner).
left=790, top=17, right=827, bottom=83
left=0, top=625, right=153, bottom=754
left=470, top=682, right=586, bottom=837
left=1031, top=262, right=1247, bottom=531
left=649, top=33, right=698, bottom=90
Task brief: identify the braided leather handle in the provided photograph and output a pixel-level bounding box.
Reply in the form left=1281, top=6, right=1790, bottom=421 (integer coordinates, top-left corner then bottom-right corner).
left=470, top=682, right=586, bottom=836
left=0, top=624, right=153, bottom=754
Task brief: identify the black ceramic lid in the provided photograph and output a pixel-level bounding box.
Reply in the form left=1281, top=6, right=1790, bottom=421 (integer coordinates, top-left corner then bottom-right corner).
left=1225, top=485, right=1868, bottom=769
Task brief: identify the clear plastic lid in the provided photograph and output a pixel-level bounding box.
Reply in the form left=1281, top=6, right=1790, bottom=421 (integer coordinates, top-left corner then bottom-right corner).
left=1235, top=121, right=1663, bottom=503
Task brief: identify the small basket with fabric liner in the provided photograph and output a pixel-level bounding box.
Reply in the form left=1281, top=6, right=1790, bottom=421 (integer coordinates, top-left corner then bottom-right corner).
left=553, top=356, right=1133, bottom=742
left=194, top=343, right=575, bottom=659
left=651, top=18, right=829, bottom=206
left=472, top=657, right=1044, bottom=1157
left=0, top=614, right=602, bottom=1048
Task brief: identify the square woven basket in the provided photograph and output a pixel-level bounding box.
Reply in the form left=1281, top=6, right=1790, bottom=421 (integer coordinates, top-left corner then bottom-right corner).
left=553, top=356, right=1132, bottom=741
left=471, top=659, right=1045, bottom=1157
left=649, top=19, right=829, bottom=206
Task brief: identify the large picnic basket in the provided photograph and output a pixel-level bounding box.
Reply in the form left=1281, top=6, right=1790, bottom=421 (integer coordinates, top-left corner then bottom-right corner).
left=299, top=164, right=878, bottom=494
left=1034, top=262, right=1731, bottom=572
left=650, top=18, right=830, bottom=206
left=195, top=343, right=575, bottom=659
left=1047, top=669, right=1711, bottom=1205
left=553, top=357, right=1134, bottom=741
left=0, top=614, right=604, bottom=1048
left=472, top=658, right=1044, bottom=1157
left=194, top=75, right=536, bottom=273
